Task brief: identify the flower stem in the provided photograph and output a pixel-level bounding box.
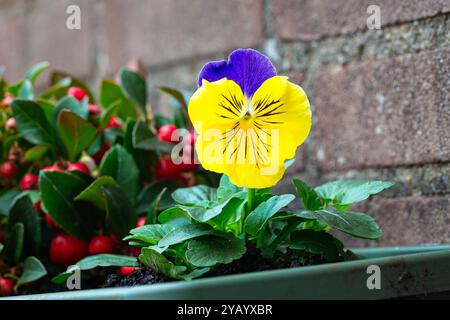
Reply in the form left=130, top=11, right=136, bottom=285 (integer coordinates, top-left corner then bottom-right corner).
left=246, top=188, right=256, bottom=214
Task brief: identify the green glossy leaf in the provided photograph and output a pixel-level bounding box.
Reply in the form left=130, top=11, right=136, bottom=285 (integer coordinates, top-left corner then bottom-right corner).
left=51, top=71, right=95, bottom=102
left=100, top=79, right=138, bottom=119
left=24, top=145, right=49, bottom=162
left=0, top=189, right=21, bottom=216
left=289, top=229, right=343, bottom=262
left=12, top=99, right=55, bottom=146
left=181, top=195, right=245, bottom=223
left=75, top=176, right=119, bottom=211
left=178, top=268, right=210, bottom=281
left=57, top=110, right=97, bottom=162
left=293, top=179, right=322, bottom=210
left=211, top=197, right=246, bottom=229
left=102, top=185, right=137, bottom=239
left=40, top=77, right=71, bottom=100
left=124, top=224, right=174, bottom=245
left=7, top=223, right=24, bottom=265
left=132, top=121, right=172, bottom=152
left=315, top=180, right=395, bottom=206
left=19, top=80, right=34, bottom=100
left=139, top=247, right=183, bottom=279
left=137, top=180, right=178, bottom=214
left=37, top=99, right=56, bottom=122
left=292, top=208, right=384, bottom=239
left=52, top=254, right=138, bottom=284
left=159, top=223, right=231, bottom=247
left=39, top=171, right=93, bottom=240
left=159, top=86, right=188, bottom=110
left=18, top=256, right=47, bottom=285
left=245, top=194, right=295, bottom=237
left=186, top=237, right=246, bottom=267
left=99, top=145, right=139, bottom=203
left=146, top=187, right=167, bottom=224
left=8, top=194, right=41, bottom=256
left=25, top=61, right=50, bottom=84
left=217, top=175, right=241, bottom=203
left=120, top=69, right=147, bottom=113
left=100, top=100, right=120, bottom=128
left=172, top=185, right=217, bottom=206
left=53, top=96, right=89, bottom=123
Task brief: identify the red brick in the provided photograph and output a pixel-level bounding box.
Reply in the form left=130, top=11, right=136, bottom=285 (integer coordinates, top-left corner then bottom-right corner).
left=105, top=0, right=265, bottom=73
left=371, top=196, right=450, bottom=246
left=24, top=0, right=97, bottom=80
left=273, top=0, right=450, bottom=41
left=0, top=5, right=26, bottom=82
left=313, top=48, right=450, bottom=171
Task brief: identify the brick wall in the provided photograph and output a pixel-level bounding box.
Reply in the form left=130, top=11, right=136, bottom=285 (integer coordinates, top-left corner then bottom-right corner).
left=1, top=0, right=449, bottom=246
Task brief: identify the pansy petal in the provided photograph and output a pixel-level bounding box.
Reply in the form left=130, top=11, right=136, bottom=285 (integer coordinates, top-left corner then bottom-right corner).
left=198, top=49, right=276, bottom=98
left=251, top=76, right=312, bottom=163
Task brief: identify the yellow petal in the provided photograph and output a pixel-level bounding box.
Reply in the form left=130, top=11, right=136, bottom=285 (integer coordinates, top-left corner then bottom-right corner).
left=188, top=76, right=311, bottom=189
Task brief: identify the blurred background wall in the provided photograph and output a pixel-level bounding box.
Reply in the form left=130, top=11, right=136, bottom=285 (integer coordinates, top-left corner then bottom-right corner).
left=0, top=0, right=449, bottom=246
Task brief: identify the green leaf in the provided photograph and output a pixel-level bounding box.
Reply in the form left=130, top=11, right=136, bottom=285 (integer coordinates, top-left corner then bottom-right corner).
left=179, top=268, right=210, bottom=281
left=186, top=237, right=246, bottom=267
left=245, top=194, right=295, bottom=237
left=53, top=96, right=89, bottom=122
left=159, top=86, right=188, bottom=111
left=173, top=105, right=187, bottom=129
left=293, top=179, right=322, bottom=210
left=25, top=61, right=50, bottom=84
left=12, top=99, right=55, bottom=146
left=289, top=229, right=343, bottom=262
left=181, top=195, right=245, bottom=223
left=132, top=121, right=172, bottom=152
left=52, top=254, right=138, bottom=284
left=146, top=187, right=167, bottom=224
left=120, top=69, right=147, bottom=113
left=57, top=110, right=97, bottom=162
left=51, top=71, right=95, bottom=102
left=100, top=100, right=120, bottom=128
left=0, top=243, right=3, bottom=254
left=217, top=175, right=241, bottom=203
left=0, top=189, right=21, bottom=216
left=8, top=194, right=41, bottom=256
left=315, top=180, right=395, bottom=206
left=6, top=223, right=24, bottom=265
left=159, top=223, right=231, bottom=247
left=139, top=247, right=183, bottom=279
left=137, top=180, right=178, bottom=214
left=18, top=256, right=47, bottom=285
left=102, top=185, right=137, bottom=239
left=211, top=197, right=246, bottom=229
left=37, top=99, right=56, bottom=122
left=75, top=177, right=119, bottom=211
left=40, top=77, right=71, bottom=100
left=39, top=171, right=93, bottom=240
left=124, top=224, right=174, bottom=245
left=19, top=80, right=34, bottom=100
left=172, top=185, right=217, bottom=206
left=100, top=79, right=138, bottom=119
left=292, top=208, right=384, bottom=239
left=157, top=207, right=191, bottom=227
left=99, top=145, right=139, bottom=203
left=24, top=145, right=49, bottom=162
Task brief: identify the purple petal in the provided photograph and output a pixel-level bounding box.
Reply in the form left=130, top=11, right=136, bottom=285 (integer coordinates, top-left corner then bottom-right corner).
left=198, top=48, right=277, bottom=97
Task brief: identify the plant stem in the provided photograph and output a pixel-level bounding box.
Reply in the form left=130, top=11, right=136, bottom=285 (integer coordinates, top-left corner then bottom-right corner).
left=246, top=188, right=256, bottom=215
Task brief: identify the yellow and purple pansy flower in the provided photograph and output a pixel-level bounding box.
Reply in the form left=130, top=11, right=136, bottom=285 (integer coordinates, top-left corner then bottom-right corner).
left=188, top=49, right=311, bottom=188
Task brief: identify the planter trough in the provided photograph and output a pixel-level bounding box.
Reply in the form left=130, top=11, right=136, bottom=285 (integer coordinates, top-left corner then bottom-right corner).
left=7, top=244, right=450, bottom=300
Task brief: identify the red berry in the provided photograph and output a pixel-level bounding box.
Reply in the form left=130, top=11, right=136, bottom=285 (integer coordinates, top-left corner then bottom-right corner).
left=92, top=143, right=110, bottom=165
left=67, top=86, right=87, bottom=101
left=106, top=117, right=122, bottom=129
left=119, top=266, right=137, bottom=276
left=67, top=162, right=90, bottom=175
left=0, top=226, right=4, bottom=244
left=50, top=233, right=88, bottom=267
left=0, top=277, right=14, bottom=297
left=157, top=124, right=178, bottom=144
left=42, top=164, right=64, bottom=172
left=184, top=131, right=196, bottom=146
left=34, top=201, right=42, bottom=213
left=129, top=246, right=141, bottom=257
left=137, top=217, right=146, bottom=227
left=88, top=235, right=117, bottom=255
left=45, top=214, right=59, bottom=229
left=5, top=118, right=16, bottom=131
left=155, top=157, right=181, bottom=180
left=88, top=103, right=101, bottom=115
left=0, top=162, right=16, bottom=178
left=20, top=173, right=39, bottom=190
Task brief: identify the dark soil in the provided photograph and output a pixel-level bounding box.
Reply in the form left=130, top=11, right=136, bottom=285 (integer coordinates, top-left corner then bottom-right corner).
left=102, top=245, right=325, bottom=288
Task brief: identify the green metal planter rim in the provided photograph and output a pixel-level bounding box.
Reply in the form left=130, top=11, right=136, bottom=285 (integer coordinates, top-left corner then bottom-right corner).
left=6, top=244, right=450, bottom=300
